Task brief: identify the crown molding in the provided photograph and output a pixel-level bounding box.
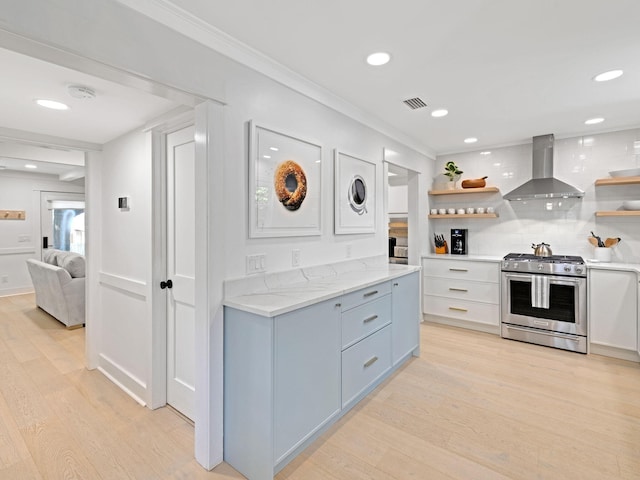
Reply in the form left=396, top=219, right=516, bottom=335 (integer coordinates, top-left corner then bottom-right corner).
left=115, top=0, right=435, bottom=159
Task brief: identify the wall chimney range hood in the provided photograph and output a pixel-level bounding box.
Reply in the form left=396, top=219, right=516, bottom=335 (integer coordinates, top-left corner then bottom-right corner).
left=503, top=134, right=584, bottom=201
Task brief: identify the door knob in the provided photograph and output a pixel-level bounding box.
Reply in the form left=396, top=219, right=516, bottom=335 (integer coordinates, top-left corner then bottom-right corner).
left=160, top=279, right=173, bottom=289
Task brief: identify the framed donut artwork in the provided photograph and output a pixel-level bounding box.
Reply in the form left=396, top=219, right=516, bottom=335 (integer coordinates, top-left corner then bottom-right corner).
left=248, top=121, right=322, bottom=238
left=334, top=150, right=376, bottom=234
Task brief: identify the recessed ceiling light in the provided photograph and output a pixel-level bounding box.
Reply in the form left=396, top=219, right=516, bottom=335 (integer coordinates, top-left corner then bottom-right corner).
left=585, top=117, right=604, bottom=125
left=269, top=147, right=279, bottom=151
left=593, top=69, right=623, bottom=82
left=431, top=109, right=448, bottom=118
left=35, top=99, right=69, bottom=110
left=387, top=172, right=398, bottom=177
left=366, top=52, right=391, bottom=66
left=24, top=164, right=37, bottom=169
left=464, top=137, right=478, bottom=144
left=480, top=151, right=491, bottom=155
left=263, top=155, right=271, bottom=159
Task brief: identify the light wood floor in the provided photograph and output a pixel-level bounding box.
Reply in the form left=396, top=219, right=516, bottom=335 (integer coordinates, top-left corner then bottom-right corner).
left=2, top=294, right=640, bottom=479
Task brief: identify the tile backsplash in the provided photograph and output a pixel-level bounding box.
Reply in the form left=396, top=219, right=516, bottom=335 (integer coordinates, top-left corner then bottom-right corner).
left=433, top=128, right=640, bottom=263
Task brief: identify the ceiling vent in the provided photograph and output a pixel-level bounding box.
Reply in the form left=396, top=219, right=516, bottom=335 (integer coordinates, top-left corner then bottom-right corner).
left=403, top=97, right=427, bottom=110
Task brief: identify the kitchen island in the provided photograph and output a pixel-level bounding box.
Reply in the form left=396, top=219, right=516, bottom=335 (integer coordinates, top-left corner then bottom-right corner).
left=223, top=256, right=421, bottom=480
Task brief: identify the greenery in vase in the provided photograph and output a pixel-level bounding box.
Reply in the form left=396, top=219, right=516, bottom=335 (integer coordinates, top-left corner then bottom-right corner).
left=444, top=161, right=463, bottom=181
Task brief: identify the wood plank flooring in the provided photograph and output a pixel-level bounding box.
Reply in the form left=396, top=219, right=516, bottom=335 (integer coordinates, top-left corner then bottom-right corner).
left=2, top=293, right=640, bottom=479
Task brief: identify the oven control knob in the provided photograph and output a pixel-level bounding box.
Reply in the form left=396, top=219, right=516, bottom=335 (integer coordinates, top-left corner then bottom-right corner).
left=575, top=266, right=583, bottom=274
left=564, top=265, right=571, bottom=272
left=503, top=261, right=509, bottom=269
left=513, top=262, right=518, bottom=269
left=537, top=264, right=544, bottom=270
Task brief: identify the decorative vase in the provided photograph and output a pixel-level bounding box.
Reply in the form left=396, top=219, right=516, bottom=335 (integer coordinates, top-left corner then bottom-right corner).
left=446, top=180, right=456, bottom=190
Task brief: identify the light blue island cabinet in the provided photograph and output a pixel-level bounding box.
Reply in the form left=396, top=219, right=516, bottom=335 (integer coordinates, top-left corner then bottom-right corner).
left=224, top=269, right=420, bottom=480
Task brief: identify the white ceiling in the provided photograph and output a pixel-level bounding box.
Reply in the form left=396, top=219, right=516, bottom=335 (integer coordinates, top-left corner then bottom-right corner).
left=0, top=47, right=181, bottom=177
left=165, top=0, right=640, bottom=155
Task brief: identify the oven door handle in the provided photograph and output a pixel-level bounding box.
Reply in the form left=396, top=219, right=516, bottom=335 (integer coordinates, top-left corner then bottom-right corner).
left=503, top=272, right=583, bottom=286
left=503, top=324, right=581, bottom=342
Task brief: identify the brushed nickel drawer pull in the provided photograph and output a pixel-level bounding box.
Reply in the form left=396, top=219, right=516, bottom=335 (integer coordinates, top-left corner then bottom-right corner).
left=449, top=306, right=468, bottom=312
left=364, top=356, right=378, bottom=368
left=449, top=268, right=468, bottom=272
left=363, top=315, right=378, bottom=323
left=363, top=290, right=378, bottom=297
left=449, top=287, right=468, bottom=292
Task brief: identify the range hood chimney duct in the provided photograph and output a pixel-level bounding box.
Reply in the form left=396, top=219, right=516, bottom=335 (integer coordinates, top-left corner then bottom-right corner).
left=503, top=134, right=584, bottom=201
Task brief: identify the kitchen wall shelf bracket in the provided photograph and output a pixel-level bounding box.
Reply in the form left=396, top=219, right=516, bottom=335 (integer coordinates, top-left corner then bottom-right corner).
left=428, top=213, right=499, bottom=219
left=428, top=187, right=500, bottom=196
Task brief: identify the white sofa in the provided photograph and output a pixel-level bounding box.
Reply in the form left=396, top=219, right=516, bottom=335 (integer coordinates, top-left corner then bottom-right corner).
left=26, top=249, right=85, bottom=328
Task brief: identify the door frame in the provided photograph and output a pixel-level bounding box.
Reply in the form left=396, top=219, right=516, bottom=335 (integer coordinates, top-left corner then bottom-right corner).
left=149, top=110, right=195, bottom=411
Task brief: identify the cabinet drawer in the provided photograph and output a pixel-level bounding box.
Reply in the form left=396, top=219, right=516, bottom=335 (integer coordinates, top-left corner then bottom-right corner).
left=423, top=295, right=500, bottom=326
left=341, top=281, right=391, bottom=311
left=423, top=277, right=499, bottom=304
left=341, top=325, right=392, bottom=407
left=423, top=259, right=499, bottom=283
left=342, top=296, right=392, bottom=349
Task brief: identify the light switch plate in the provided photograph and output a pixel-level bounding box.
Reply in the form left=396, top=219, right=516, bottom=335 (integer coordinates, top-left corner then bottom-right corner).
left=246, top=254, right=266, bottom=274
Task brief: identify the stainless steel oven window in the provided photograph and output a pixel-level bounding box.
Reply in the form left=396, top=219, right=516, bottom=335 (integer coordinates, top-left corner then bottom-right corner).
left=509, top=280, right=576, bottom=322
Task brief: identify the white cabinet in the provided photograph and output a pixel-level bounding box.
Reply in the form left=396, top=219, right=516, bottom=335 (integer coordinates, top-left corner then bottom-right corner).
left=224, top=271, right=419, bottom=480
left=391, top=271, right=420, bottom=365
left=422, top=257, right=500, bottom=333
left=589, top=269, right=638, bottom=356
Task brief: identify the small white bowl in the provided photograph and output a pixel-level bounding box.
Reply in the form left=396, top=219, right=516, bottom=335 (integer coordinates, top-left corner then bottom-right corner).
left=622, top=200, right=640, bottom=210
left=609, top=168, right=640, bottom=177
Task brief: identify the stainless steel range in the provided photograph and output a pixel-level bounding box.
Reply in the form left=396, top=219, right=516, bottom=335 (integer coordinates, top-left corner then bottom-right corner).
left=501, top=253, right=587, bottom=353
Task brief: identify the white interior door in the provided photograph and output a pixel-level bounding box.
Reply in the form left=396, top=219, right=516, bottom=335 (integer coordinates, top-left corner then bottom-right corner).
left=166, top=125, right=196, bottom=420
left=40, top=192, right=85, bottom=257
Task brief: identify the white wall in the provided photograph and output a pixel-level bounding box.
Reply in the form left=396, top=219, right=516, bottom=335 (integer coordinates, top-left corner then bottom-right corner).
left=93, top=128, right=153, bottom=403
left=434, top=128, right=640, bottom=262
left=0, top=170, right=84, bottom=296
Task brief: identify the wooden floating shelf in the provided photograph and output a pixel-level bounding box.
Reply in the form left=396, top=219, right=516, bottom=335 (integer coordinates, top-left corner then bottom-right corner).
left=595, top=211, right=640, bottom=217
left=428, top=213, right=498, bottom=219
left=0, top=210, right=26, bottom=220
left=594, top=176, right=640, bottom=186
left=428, top=186, right=500, bottom=196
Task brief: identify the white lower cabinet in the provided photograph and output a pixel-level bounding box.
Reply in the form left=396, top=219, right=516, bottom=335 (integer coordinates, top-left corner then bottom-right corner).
left=589, top=269, right=638, bottom=355
left=422, top=257, right=500, bottom=332
left=224, top=272, right=420, bottom=480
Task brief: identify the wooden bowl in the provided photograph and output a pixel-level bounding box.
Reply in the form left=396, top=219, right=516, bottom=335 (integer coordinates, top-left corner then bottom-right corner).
left=461, top=177, right=487, bottom=188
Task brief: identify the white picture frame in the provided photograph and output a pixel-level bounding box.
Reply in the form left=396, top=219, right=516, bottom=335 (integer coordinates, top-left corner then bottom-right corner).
left=248, top=121, right=322, bottom=238
left=334, top=150, right=376, bottom=234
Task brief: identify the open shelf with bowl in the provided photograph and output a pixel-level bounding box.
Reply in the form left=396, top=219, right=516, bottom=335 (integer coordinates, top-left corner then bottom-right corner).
left=594, top=176, right=640, bottom=216
left=428, top=186, right=500, bottom=196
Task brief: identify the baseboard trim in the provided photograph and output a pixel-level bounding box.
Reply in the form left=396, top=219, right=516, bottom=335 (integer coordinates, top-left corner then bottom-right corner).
left=589, top=343, right=640, bottom=362
left=423, top=314, right=500, bottom=335
left=98, top=353, right=147, bottom=406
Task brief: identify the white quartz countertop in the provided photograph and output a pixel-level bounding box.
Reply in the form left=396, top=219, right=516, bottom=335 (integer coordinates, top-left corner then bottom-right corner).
left=224, top=257, right=421, bottom=317
left=585, top=260, right=640, bottom=273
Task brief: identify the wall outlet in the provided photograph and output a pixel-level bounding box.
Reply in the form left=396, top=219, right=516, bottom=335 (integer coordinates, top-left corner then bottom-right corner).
left=18, top=234, right=30, bottom=243
left=292, top=249, right=300, bottom=267
left=346, top=244, right=352, bottom=258
left=246, top=254, right=266, bottom=274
